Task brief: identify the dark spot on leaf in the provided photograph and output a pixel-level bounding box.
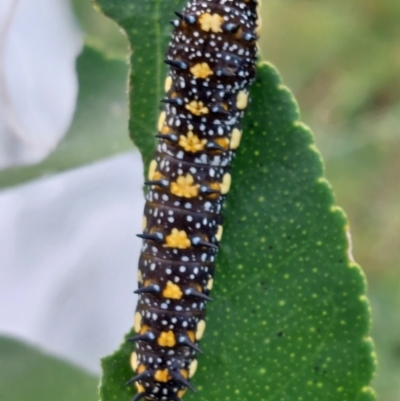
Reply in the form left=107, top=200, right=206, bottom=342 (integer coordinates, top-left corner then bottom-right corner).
left=277, top=331, right=284, bottom=337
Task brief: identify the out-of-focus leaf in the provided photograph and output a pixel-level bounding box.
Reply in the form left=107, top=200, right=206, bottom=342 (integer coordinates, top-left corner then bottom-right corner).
left=0, top=46, right=131, bottom=189
left=0, top=336, right=97, bottom=401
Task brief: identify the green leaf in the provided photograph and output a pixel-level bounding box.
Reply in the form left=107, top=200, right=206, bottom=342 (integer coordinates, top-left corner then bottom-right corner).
left=96, top=1, right=376, bottom=400
left=0, top=336, right=98, bottom=401
left=0, top=46, right=131, bottom=189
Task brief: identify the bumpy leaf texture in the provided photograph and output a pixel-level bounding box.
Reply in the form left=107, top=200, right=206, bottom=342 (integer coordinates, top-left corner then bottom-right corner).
left=96, top=1, right=377, bottom=401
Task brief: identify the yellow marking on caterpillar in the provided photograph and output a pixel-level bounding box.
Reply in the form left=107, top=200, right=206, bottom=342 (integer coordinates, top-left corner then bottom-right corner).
left=135, top=383, right=145, bottom=393
left=195, top=320, right=206, bottom=340
left=236, top=90, right=249, bottom=110
left=134, top=312, right=142, bottom=333
left=207, top=278, right=214, bottom=290
left=140, top=324, right=150, bottom=335
left=154, top=369, right=170, bottom=382
left=148, top=160, right=157, bottom=180
left=164, top=76, right=173, bottom=92
left=178, top=389, right=187, bottom=398
left=164, top=229, right=191, bottom=249
left=161, top=124, right=172, bottom=134
left=190, top=62, right=214, bottom=79
left=220, top=173, right=232, bottom=195
left=157, top=331, right=176, bottom=347
left=170, top=174, right=200, bottom=198
left=142, top=216, right=147, bottom=231
left=215, top=137, right=230, bottom=150
left=137, top=364, right=146, bottom=374
left=137, top=269, right=143, bottom=284
left=187, top=331, right=195, bottom=342
left=185, top=100, right=209, bottom=116
left=198, top=13, right=224, bottom=33
left=189, top=359, right=198, bottom=378
left=158, top=111, right=166, bottom=131
left=163, top=281, right=183, bottom=299
left=230, top=128, right=242, bottom=149
left=179, top=131, right=207, bottom=152
left=215, top=225, right=223, bottom=242
left=130, top=352, right=138, bottom=371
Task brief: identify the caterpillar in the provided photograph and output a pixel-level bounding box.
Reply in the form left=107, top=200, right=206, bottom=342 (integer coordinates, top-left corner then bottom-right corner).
left=127, top=1, right=259, bottom=400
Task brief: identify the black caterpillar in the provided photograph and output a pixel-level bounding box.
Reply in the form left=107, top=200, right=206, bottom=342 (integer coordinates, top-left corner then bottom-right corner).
left=127, top=1, right=259, bottom=400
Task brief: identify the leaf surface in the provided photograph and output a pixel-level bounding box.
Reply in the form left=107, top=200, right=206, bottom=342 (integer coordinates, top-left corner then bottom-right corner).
left=96, top=1, right=376, bottom=401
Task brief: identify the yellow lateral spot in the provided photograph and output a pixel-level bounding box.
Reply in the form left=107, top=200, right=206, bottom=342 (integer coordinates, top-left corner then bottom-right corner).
left=187, top=330, right=195, bottom=342
left=163, top=281, right=183, bottom=299
left=215, top=137, right=230, bottom=150
left=142, top=216, right=147, bottom=231
left=236, top=90, right=249, bottom=110
left=180, top=369, right=189, bottom=379
left=137, top=364, right=146, bottom=374
left=230, top=128, right=242, bottom=149
left=190, top=62, right=213, bottom=79
left=137, top=269, right=143, bottom=284
left=185, top=100, right=209, bottom=116
left=158, top=111, right=166, bottom=132
left=178, top=389, right=187, bottom=398
left=134, top=312, right=142, bottom=333
left=189, top=359, right=198, bottom=378
left=170, top=174, right=199, bottom=198
left=140, top=324, right=150, bottom=335
left=135, top=383, right=145, bottom=393
left=198, top=13, right=224, bottom=33
left=207, top=278, right=214, bottom=290
left=220, top=173, right=232, bottom=195
left=158, top=331, right=176, bottom=347
left=196, top=320, right=206, bottom=340
left=215, top=225, right=223, bottom=242
left=165, top=228, right=191, bottom=249
left=164, top=75, right=173, bottom=92
left=179, top=131, right=207, bottom=153
left=148, top=160, right=157, bottom=180
left=130, top=352, right=138, bottom=371
left=154, top=369, right=170, bottom=382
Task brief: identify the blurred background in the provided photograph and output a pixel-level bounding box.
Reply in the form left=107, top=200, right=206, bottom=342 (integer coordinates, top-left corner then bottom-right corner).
left=0, top=0, right=399, bottom=400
